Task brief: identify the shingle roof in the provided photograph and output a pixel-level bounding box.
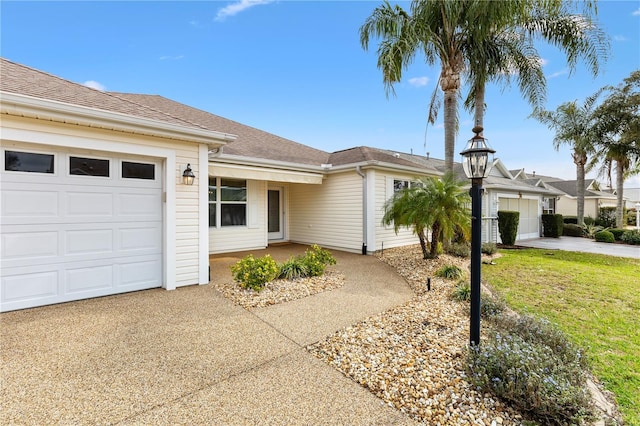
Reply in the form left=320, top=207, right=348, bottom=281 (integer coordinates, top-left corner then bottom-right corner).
left=0, top=58, right=204, bottom=129
left=112, top=93, right=331, bottom=167
left=328, top=146, right=439, bottom=171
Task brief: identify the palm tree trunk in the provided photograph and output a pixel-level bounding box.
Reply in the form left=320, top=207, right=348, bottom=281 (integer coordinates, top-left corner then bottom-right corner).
left=440, top=66, right=461, bottom=173
left=574, top=149, right=587, bottom=225
left=615, top=159, right=625, bottom=228
left=429, top=221, right=441, bottom=258
left=417, top=229, right=429, bottom=260
left=474, top=84, right=485, bottom=130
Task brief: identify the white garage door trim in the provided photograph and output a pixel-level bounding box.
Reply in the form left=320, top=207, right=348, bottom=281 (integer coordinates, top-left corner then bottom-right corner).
left=0, top=131, right=178, bottom=311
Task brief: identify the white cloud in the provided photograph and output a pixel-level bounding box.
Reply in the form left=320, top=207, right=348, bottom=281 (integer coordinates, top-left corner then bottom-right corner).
left=159, top=55, right=185, bottom=60
left=83, top=80, right=106, bottom=91
left=408, top=76, right=429, bottom=87
left=613, top=35, right=627, bottom=42
left=632, top=8, right=640, bottom=16
left=548, top=69, right=569, bottom=79
left=215, top=0, right=274, bottom=22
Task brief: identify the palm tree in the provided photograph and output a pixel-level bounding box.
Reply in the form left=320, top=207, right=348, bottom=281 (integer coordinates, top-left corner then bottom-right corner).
left=382, top=172, right=470, bottom=259
left=530, top=90, right=603, bottom=225
left=360, top=0, right=608, bottom=170
left=592, top=70, right=640, bottom=228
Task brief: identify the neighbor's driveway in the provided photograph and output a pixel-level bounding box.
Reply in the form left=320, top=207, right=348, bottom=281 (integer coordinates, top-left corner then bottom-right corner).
left=518, top=236, right=640, bottom=259
left=1, top=245, right=417, bottom=425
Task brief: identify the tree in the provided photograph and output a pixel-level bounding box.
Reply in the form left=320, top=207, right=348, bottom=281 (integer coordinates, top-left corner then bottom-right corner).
left=360, top=0, right=608, bottom=171
left=382, top=172, right=470, bottom=259
left=530, top=90, right=604, bottom=225
left=592, top=70, right=640, bottom=228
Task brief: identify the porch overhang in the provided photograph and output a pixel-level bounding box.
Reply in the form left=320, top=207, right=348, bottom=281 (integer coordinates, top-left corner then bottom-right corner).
left=209, top=163, right=323, bottom=184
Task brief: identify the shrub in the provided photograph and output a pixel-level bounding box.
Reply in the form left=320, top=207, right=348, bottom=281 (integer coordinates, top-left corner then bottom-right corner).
left=621, top=229, right=640, bottom=245
left=451, top=281, right=471, bottom=301
left=596, top=206, right=616, bottom=228
left=480, top=294, right=506, bottom=319
left=542, top=214, right=563, bottom=238
left=435, top=264, right=465, bottom=280
left=583, top=223, right=603, bottom=239
left=627, top=209, right=637, bottom=226
left=278, top=257, right=309, bottom=280
left=498, top=211, right=519, bottom=246
left=481, top=242, right=497, bottom=255
left=562, top=223, right=584, bottom=237
left=583, top=216, right=596, bottom=226
left=563, top=216, right=578, bottom=224
left=594, top=230, right=615, bottom=243
left=467, top=333, right=594, bottom=425
left=609, top=228, right=626, bottom=241
left=301, top=244, right=336, bottom=277
left=447, top=242, right=471, bottom=258
left=231, top=254, right=279, bottom=291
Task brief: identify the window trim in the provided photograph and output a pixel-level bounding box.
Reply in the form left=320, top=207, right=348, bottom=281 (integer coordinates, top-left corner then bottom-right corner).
left=208, top=177, right=248, bottom=228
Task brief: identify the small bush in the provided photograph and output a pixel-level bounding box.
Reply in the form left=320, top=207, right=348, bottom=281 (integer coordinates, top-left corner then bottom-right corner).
left=594, top=230, right=615, bottom=243
left=481, top=242, right=498, bottom=255
left=563, top=216, right=578, bottom=224
left=498, top=211, right=519, bottom=246
left=583, top=224, right=604, bottom=239
left=621, top=229, right=640, bottom=245
left=278, top=257, right=309, bottom=280
left=435, top=264, right=465, bottom=280
left=467, top=333, right=594, bottom=425
left=447, top=242, right=471, bottom=258
left=562, top=223, right=584, bottom=237
left=480, top=294, right=506, bottom=319
left=451, top=281, right=471, bottom=301
left=584, top=216, right=596, bottom=226
left=231, top=254, right=279, bottom=291
left=627, top=209, right=637, bottom=226
left=609, top=228, right=626, bottom=241
left=596, top=206, right=616, bottom=228
left=542, top=214, right=563, bottom=238
left=301, top=244, right=336, bottom=277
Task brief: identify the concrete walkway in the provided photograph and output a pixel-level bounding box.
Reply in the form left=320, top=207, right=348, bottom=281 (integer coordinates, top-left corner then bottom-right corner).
left=0, top=245, right=417, bottom=425
left=518, top=236, right=640, bottom=259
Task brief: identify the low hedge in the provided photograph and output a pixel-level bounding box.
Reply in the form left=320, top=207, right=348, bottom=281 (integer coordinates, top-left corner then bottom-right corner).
left=594, top=230, right=615, bottom=243
left=609, top=228, right=626, bottom=241
left=621, top=229, right=640, bottom=245
left=562, top=223, right=584, bottom=237
left=542, top=214, right=563, bottom=238
left=498, top=211, right=519, bottom=246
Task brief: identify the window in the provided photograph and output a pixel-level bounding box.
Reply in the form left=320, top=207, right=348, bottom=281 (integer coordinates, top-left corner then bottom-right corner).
left=393, top=179, right=421, bottom=192
left=70, top=156, right=109, bottom=177
left=208, top=177, right=247, bottom=227
left=122, top=161, right=155, bottom=180
left=543, top=197, right=556, bottom=215
left=4, top=151, right=54, bottom=173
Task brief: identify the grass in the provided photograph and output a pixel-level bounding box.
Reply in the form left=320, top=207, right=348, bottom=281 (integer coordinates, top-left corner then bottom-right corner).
left=482, top=249, right=640, bottom=425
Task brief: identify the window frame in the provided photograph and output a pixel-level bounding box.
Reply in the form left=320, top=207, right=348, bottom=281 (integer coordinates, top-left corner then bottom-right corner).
left=208, top=177, right=247, bottom=228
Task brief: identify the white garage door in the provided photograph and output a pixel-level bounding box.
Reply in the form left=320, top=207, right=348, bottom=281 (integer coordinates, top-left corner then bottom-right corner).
left=498, top=197, right=540, bottom=242
left=1, top=146, right=163, bottom=312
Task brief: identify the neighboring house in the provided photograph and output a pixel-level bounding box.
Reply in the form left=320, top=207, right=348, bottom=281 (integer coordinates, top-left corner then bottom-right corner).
left=538, top=177, right=618, bottom=220
left=0, top=58, right=556, bottom=311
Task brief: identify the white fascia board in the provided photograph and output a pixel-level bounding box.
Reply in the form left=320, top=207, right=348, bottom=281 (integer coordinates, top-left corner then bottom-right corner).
left=328, top=161, right=443, bottom=177
left=212, top=154, right=327, bottom=173
left=0, top=91, right=237, bottom=147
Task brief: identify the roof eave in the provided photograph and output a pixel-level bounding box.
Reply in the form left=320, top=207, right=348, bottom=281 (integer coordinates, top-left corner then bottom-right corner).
left=0, top=91, right=236, bottom=147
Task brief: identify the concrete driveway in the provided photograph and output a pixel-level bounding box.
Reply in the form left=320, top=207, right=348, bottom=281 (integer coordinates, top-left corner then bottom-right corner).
left=518, top=236, right=640, bottom=259
left=1, top=245, right=417, bottom=425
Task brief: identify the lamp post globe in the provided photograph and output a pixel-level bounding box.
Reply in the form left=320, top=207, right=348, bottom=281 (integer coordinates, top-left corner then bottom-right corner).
left=460, top=126, right=495, bottom=346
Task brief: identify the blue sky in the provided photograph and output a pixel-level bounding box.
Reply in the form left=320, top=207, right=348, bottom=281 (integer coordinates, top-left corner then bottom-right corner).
left=2, top=0, right=639, bottom=187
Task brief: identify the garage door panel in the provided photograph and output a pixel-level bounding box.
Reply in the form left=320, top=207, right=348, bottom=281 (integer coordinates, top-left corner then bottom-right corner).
left=1, top=270, right=59, bottom=303
left=66, top=191, right=114, bottom=217
left=119, top=227, right=162, bottom=251
left=119, top=258, right=162, bottom=288
left=117, top=193, right=162, bottom=217
left=1, top=231, right=58, bottom=259
left=2, top=189, right=59, bottom=218
left=66, top=265, right=113, bottom=293
left=66, top=229, right=113, bottom=254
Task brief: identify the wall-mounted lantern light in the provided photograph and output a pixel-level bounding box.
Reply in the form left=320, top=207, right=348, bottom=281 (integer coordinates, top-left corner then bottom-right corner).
left=182, top=164, right=195, bottom=185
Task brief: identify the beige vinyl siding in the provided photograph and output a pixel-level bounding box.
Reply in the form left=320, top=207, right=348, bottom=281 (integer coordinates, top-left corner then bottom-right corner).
left=209, top=179, right=267, bottom=254
left=289, top=171, right=362, bottom=253
left=3, top=115, right=204, bottom=288
left=373, top=172, right=424, bottom=251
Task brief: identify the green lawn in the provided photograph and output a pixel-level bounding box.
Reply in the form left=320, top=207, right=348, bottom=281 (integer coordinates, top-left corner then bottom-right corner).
left=482, top=249, right=640, bottom=425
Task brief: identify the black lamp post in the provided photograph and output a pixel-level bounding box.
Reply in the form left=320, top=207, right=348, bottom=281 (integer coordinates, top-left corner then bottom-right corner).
left=460, top=126, right=495, bottom=346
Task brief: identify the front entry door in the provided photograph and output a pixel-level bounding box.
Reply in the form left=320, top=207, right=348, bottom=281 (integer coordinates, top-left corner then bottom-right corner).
left=268, top=188, right=284, bottom=240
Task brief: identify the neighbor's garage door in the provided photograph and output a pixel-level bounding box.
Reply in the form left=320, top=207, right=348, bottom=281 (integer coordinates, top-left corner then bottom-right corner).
left=1, top=146, right=163, bottom=312
left=498, top=197, right=539, bottom=242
